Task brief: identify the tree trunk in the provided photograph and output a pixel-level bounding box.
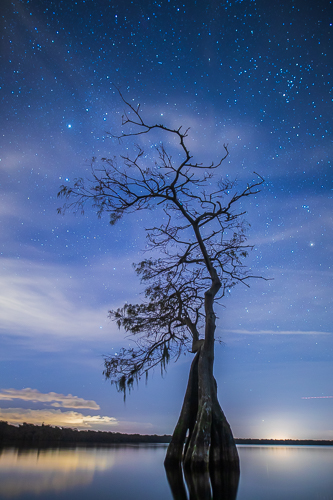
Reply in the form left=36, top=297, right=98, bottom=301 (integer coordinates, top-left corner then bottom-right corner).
left=165, top=266, right=239, bottom=476
left=165, top=278, right=239, bottom=472
left=164, top=345, right=239, bottom=472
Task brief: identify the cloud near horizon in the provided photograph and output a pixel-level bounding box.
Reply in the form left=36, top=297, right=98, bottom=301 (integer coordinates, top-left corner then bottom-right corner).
left=0, top=388, right=100, bottom=410
left=0, top=408, right=118, bottom=429
left=0, top=407, right=155, bottom=433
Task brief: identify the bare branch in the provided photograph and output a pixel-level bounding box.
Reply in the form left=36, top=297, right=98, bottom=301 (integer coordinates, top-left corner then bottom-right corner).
left=58, top=90, right=265, bottom=393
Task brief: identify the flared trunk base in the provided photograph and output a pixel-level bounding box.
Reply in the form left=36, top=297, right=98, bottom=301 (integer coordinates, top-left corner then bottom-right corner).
left=164, top=348, right=239, bottom=473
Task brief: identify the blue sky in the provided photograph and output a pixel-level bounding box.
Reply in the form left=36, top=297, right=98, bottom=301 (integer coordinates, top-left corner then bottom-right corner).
left=0, top=0, right=332, bottom=439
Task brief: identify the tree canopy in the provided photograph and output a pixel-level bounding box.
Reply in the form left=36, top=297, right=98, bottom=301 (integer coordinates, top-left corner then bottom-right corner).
left=58, top=92, right=264, bottom=396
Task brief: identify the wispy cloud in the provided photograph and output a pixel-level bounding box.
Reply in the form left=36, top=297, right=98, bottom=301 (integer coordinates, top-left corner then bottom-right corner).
left=0, top=408, right=118, bottom=429
left=0, top=260, right=106, bottom=339
left=226, top=329, right=331, bottom=335
left=248, top=204, right=333, bottom=248
left=221, top=262, right=333, bottom=335
left=0, top=257, right=138, bottom=349
left=0, top=388, right=100, bottom=410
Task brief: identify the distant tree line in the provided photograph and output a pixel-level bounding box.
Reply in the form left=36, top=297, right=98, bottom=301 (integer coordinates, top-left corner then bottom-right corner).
left=0, top=421, right=171, bottom=445
left=1, top=421, right=332, bottom=446
left=235, top=438, right=333, bottom=446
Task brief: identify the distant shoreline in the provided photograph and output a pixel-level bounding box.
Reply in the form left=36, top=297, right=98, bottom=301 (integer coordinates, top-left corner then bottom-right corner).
left=1, top=421, right=332, bottom=446
left=235, top=438, right=333, bottom=446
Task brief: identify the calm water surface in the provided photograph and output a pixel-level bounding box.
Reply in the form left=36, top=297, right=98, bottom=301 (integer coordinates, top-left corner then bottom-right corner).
left=0, top=444, right=332, bottom=499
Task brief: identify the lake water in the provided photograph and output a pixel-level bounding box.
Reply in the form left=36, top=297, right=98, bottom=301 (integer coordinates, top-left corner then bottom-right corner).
left=0, top=444, right=332, bottom=499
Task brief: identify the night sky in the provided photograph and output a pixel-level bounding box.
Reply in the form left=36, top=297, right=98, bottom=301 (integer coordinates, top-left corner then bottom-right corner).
left=1, top=0, right=332, bottom=440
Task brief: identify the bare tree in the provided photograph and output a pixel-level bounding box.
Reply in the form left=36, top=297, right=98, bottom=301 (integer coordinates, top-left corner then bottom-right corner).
left=58, top=91, right=264, bottom=473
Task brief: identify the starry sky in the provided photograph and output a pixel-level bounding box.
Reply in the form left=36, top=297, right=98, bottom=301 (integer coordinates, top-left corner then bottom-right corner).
left=0, top=0, right=332, bottom=440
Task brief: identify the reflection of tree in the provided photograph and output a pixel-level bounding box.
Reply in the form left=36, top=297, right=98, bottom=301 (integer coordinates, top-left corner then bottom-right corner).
left=165, top=462, right=240, bottom=500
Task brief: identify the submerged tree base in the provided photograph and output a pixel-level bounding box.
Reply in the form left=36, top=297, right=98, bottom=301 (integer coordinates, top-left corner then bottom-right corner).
left=165, top=455, right=240, bottom=500
left=164, top=347, right=239, bottom=473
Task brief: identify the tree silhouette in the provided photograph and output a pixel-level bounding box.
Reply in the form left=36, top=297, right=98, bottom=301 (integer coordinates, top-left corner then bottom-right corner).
left=58, top=91, right=264, bottom=473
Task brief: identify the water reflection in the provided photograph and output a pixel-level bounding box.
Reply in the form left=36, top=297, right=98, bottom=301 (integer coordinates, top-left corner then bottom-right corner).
left=236, top=445, right=333, bottom=500
left=0, top=447, right=115, bottom=497
left=0, top=444, right=172, bottom=500
left=165, top=463, right=239, bottom=500
left=0, top=445, right=332, bottom=499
